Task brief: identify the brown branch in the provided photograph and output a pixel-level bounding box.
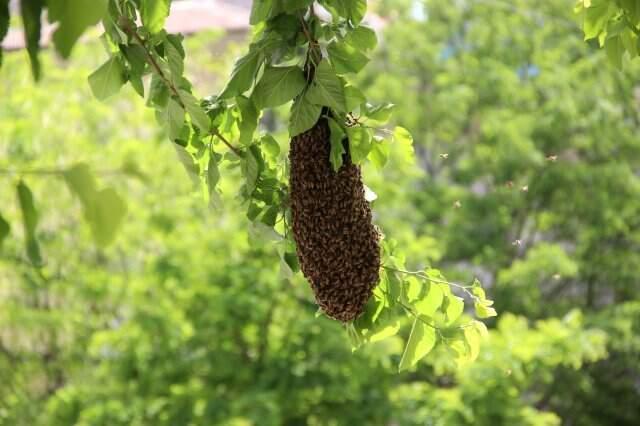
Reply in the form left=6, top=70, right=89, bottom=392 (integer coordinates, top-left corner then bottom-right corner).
left=211, top=128, right=242, bottom=157
left=120, top=21, right=183, bottom=105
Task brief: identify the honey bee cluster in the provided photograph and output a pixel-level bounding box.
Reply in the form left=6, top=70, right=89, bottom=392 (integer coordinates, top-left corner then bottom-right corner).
left=289, top=119, right=381, bottom=322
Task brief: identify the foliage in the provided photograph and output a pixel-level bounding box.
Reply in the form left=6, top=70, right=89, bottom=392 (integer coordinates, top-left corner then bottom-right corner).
left=0, top=39, right=610, bottom=425
left=0, top=0, right=638, bottom=424
left=362, top=0, right=640, bottom=423
left=576, top=0, right=640, bottom=67
left=0, top=0, right=496, bottom=368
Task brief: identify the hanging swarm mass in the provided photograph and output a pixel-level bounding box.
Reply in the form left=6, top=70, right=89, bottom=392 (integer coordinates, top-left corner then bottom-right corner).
left=289, top=118, right=381, bottom=322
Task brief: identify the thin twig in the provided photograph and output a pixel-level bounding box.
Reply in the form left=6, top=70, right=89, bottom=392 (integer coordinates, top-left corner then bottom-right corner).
left=0, top=169, right=124, bottom=177
left=382, top=265, right=478, bottom=301
left=121, top=19, right=242, bottom=156
left=211, top=128, right=242, bottom=157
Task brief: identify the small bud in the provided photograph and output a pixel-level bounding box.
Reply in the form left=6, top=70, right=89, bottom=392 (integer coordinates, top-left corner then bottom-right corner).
left=521, top=185, right=528, bottom=192
left=439, top=153, right=449, bottom=159
left=453, top=200, right=462, bottom=209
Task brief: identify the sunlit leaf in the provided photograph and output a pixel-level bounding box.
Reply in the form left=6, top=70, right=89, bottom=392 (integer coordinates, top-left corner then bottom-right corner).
left=475, top=301, right=498, bottom=318
left=346, top=126, right=371, bottom=164
left=464, top=326, right=481, bottom=361
left=140, top=0, right=171, bottom=34
left=414, top=282, right=444, bottom=317
left=398, top=318, right=436, bottom=371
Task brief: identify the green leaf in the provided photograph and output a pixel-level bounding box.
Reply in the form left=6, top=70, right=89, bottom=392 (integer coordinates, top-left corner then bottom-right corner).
left=414, top=282, right=444, bottom=317
left=306, top=61, right=346, bottom=112
left=0, top=212, right=10, bottom=247
left=48, top=0, right=108, bottom=58
left=398, top=318, right=436, bottom=371
left=16, top=181, right=42, bottom=265
left=129, top=75, right=145, bottom=97
left=148, top=73, right=169, bottom=107
left=122, top=45, right=148, bottom=75
left=165, top=38, right=184, bottom=78
left=261, top=205, right=279, bottom=227
left=207, top=152, right=221, bottom=192
left=368, top=139, right=390, bottom=169
left=583, top=1, right=613, bottom=40
left=605, top=35, right=623, bottom=68
left=346, top=0, right=367, bottom=24
left=63, top=163, right=97, bottom=206
left=242, top=149, right=260, bottom=196
left=173, top=144, right=199, bottom=184
left=320, top=0, right=366, bottom=24
left=464, top=326, right=481, bottom=362
left=475, top=301, right=498, bottom=318
left=87, top=188, right=127, bottom=247
left=328, top=118, right=346, bottom=171
left=0, top=0, right=9, bottom=66
left=344, top=84, right=366, bottom=111
left=393, top=126, right=415, bottom=164
left=20, top=0, right=44, bottom=80
left=364, top=103, right=395, bottom=123
left=328, top=41, right=369, bottom=74
left=236, top=96, right=258, bottom=146
left=443, top=294, right=465, bottom=325
left=140, top=0, right=171, bottom=34
left=88, top=57, right=126, bottom=101
left=284, top=251, right=299, bottom=272
left=346, top=126, right=371, bottom=164
left=250, top=0, right=274, bottom=24
left=179, top=90, right=211, bottom=133
left=167, top=98, right=185, bottom=141
left=387, top=270, right=403, bottom=303
left=260, top=135, right=281, bottom=160
left=252, top=66, right=307, bottom=109
left=473, top=320, right=489, bottom=338
left=348, top=25, right=377, bottom=52
left=368, top=310, right=401, bottom=343
left=290, top=93, right=322, bottom=137
left=219, top=48, right=263, bottom=99
left=247, top=202, right=263, bottom=221
left=63, top=164, right=127, bottom=247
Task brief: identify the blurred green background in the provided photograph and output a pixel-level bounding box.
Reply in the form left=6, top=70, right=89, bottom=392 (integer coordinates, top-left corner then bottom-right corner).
left=1, top=0, right=639, bottom=425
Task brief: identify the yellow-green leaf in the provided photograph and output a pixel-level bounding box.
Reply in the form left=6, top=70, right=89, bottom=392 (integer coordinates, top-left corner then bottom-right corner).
left=398, top=318, right=436, bottom=371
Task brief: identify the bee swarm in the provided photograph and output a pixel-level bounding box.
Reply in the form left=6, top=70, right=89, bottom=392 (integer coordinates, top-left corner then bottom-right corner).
left=289, top=118, right=380, bottom=322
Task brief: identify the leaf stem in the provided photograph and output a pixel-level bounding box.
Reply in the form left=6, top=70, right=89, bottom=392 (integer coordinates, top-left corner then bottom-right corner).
left=210, top=128, right=242, bottom=157
left=121, top=21, right=183, bottom=105
left=382, top=265, right=480, bottom=301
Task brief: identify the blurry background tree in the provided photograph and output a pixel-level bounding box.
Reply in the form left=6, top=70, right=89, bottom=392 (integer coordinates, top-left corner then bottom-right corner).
left=0, top=0, right=638, bottom=425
